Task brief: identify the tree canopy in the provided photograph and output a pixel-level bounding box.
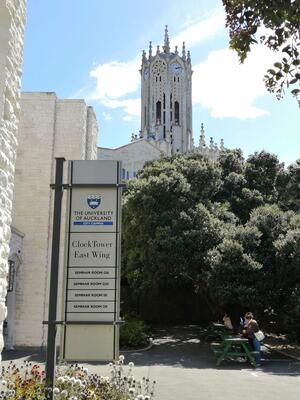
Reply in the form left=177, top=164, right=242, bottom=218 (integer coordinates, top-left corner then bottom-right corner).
left=222, top=0, right=300, bottom=104
left=122, top=151, right=300, bottom=336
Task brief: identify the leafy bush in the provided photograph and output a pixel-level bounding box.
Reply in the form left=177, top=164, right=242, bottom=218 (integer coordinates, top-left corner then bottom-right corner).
left=0, top=356, right=156, bottom=399
left=120, top=318, right=150, bottom=349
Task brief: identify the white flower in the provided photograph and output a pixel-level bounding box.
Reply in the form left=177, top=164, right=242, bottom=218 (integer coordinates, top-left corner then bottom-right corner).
left=61, top=390, right=68, bottom=398
left=82, top=367, right=88, bottom=374
left=119, top=355, right=125, bottom=362
left=128, top=362, right=134, bottom=368
left=129, top=387, right=135, bottom=394
left=69, top=377, right=76, bottom=385
left=137, top=395, right=144, bottom=400
left=53, top=387, right=60, bottom=395
left=57, top=376, right=65, bottom=384
left=1, top=381, right=7, bottom=386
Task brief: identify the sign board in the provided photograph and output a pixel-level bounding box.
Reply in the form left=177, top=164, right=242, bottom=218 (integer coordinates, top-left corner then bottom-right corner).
left=61, top=160, right=122, bottom=361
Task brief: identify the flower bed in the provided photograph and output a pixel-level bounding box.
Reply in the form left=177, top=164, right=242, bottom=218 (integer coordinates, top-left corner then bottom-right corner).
left=0, top=356, right=155, bottom=400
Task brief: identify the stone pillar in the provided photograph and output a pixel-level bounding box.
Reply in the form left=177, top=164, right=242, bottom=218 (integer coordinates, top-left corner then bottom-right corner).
left=0, top=0, right=26, bottom=359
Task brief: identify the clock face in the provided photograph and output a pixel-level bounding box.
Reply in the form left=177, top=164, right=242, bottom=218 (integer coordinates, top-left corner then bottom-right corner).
left=144, top=68, right=149, bottom=80
left=170, top=62, right=183, bottom=76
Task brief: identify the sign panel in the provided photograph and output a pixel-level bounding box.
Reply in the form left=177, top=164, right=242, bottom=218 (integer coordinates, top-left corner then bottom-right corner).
left=61, top=160, right=122, bottom=361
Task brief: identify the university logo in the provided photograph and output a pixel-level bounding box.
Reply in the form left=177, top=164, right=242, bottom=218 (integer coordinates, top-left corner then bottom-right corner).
left=87, top=194, right=101, bottom=209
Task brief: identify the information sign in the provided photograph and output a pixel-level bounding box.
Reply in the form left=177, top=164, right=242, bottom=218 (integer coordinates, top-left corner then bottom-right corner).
left=61, top=160, right=122, bottom=361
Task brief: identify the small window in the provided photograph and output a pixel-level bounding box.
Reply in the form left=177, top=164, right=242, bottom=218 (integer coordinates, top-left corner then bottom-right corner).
left=156, top=101, right=161, bottom=124
left=175, top=101, right=179, bottom=124
left=126, top=171, right=129, bottom=180
left=133, top=171, right=136, bottom=178
left=163, top=126, right=166, bottom=139
left=122, top=168, right=125, bottom=179
left=163, top=93, right=165, bottom=109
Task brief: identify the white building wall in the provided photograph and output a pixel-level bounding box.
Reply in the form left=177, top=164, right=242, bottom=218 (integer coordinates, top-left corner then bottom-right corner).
left=0, top=0, right=26, bottom=359
left=98, top=139, right=162, bottom=179
left=11, top=93, right=98, bottom=347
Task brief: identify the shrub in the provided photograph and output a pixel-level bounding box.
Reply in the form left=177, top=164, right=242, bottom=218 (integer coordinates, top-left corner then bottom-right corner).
left=120, top=318, right=150, bottom=349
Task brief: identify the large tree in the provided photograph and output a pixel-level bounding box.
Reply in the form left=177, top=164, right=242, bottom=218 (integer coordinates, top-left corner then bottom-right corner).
left=223, top=0, right=300, bottom=104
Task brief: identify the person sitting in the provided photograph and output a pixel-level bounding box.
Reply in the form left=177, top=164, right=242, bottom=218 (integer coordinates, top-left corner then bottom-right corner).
left=223, top=312, right=233, bottom=330
left=242, top=311, right=261, bottom=365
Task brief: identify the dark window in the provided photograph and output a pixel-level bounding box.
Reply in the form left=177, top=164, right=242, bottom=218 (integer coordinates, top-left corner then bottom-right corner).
left=175, top=101, right=179, bottom=124
left=159, top=76, right=161, bottom=81
left=122, top=168, right=125, bottom=179
left=170, top=111, right=172, bottom=121
left=163, top=126, right=166, bottom=139
left=163, top=111, right=165, bottom=124
left=156, top=101, right=161, bottom=124
left=126, top=171, right=129, bottom=180
left=170, top=93, right=172, bottom=108
left=163, top=93, right=165, bottom=109
left=7, top=260, right=15, bottom=292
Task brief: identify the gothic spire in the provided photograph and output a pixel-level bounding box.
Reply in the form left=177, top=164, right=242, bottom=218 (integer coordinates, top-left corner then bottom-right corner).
left=187, top=50, right=191, bottom=63
left=163, top=25, right=170, bottom=53
left=148, top=41, right=152, bottom=59
left=182, top=42, right=186, bottom=60
left=142, top=50, right=147, bottom=63
left=199, top=123, right=206, bottom=148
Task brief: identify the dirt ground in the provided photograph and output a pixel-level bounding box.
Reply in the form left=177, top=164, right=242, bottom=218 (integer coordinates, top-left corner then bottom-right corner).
left=264, top=333, right=300, bottom=360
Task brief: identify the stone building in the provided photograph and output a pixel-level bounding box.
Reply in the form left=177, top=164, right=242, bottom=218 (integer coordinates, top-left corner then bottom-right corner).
left=0, top=0, right=26, bottom=358
left=98, top=26, right=224, bottom=178
left=6, top=92, right=98, bottom=348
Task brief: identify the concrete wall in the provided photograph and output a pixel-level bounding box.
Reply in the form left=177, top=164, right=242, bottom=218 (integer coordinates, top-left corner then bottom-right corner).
left=11, top=93, right=98, bottom=347
left=0, top=0, right=26, bottom=359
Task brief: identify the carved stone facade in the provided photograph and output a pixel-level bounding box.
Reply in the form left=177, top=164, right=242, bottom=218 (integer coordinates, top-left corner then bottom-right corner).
left=9, top=93, right=98, bottom=347
left=98, top=27, right=224, bottom=178
left=0, top=0, right=26, bottom=359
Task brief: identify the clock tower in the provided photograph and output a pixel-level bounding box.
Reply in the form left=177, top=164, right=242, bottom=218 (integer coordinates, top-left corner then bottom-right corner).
left=140, top=26, right=193, bottom=155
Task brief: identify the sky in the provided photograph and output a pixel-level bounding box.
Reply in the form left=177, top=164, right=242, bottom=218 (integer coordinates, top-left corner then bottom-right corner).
left=22, top=0, right=299, bottom=166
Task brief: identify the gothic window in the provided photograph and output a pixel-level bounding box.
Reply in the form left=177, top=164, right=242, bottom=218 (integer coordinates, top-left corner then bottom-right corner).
left=170, top=111, right=172, bottom=121
left=174, top=76, right=176, bottom=82
left=159, top=76, right=161, bottom=82
left=122, top=168, right=125, bottom=180
left=163, top=93, right=165, bottom=109
left=126, top=171, right=129, bottom=180
left=175, top=101, right=179, bottom=124
left=156, top=101, right=161, bottom=125
left=170, top=93, right=172, bottom=108
left=163, top=111, right=165, bottom=124
left=152, top=60, right=167, bottom=76
left=163, top=126, right=166, bottom=139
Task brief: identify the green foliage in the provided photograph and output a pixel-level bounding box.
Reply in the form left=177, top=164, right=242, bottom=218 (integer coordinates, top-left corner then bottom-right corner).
left=120, top=317, right=150, bottom=349
left=222, top=0, right=300, bottom=104
left=122, top=150, right=300, bottom=339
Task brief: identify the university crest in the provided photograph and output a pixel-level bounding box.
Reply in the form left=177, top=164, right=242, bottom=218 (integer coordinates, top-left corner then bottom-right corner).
left=87, top=194, right=101, bottom=209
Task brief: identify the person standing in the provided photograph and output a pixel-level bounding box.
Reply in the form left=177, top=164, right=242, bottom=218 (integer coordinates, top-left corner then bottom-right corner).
left=242, top=312, right=262, bottom=365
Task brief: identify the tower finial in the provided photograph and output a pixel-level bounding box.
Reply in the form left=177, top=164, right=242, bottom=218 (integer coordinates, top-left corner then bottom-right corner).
left=142, top=50, right=147, bottom=63
left=199, top=123, right=206, bottom=148
left=182, top=42, right=186, bottom=60
left=163, top=25, right=170, bottom=53
left=149, top=41, right=152, bottom=59
left=156, top=45, right=160, bottom=54
left=175, top=45, right=178, bottom=55
left=187, top=50, right=191, bottom=63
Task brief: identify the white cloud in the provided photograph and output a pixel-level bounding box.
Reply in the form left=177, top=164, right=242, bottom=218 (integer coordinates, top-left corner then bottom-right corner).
left=171, top=12, right=225, bottom=49
left=102, top=111, right=112, bottom=121
left=192, top=45, right=277, bottom=119
left=102, top=98, right=140, bottom=118
left=123, top=115, right=133, bottom=122
left=90, top=58, right=140, bottom=101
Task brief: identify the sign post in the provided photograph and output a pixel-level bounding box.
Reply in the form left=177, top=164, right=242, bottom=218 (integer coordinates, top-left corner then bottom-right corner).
left=61, top=160, right=123, bottom=361
left=45, top=157, right=65, bottom=398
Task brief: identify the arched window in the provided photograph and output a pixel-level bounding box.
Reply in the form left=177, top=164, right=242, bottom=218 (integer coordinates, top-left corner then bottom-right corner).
left=163, top=93, right=166, bottom=109
left=122, top=168, right=125, bottom=180
left=174, top=101, right=179, bottom=124
left=126, top=171, right=129, bottom=180
left=156, top=101, right=161, bottom=125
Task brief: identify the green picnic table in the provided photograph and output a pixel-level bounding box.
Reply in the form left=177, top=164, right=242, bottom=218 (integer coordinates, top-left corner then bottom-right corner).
left=204, top=322, right=233, bottom=342
left=211, top=337, right=258, bottom=367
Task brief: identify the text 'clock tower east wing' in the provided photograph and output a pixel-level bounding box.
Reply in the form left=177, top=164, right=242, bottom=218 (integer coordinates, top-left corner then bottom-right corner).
left=140, top=26, right=193, bottom=155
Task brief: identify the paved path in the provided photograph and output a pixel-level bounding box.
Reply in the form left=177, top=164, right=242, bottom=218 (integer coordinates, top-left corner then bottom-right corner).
left=2, top=325, right=300, bottom=400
